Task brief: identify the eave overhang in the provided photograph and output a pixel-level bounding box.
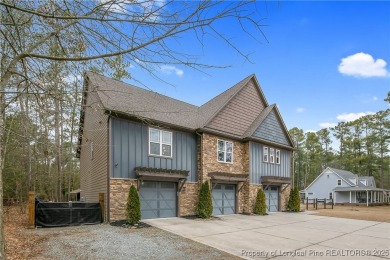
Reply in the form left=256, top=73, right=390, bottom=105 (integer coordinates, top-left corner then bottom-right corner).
left=261, top=176, right=291, bottom=185
left=208, top=172, right=249, bottom=183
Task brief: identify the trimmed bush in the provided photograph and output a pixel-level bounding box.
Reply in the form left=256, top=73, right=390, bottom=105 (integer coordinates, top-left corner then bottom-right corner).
left=126, top=185, right=141, bottom=225
left=287, top=187, right=301, bottom=212
left=197, top=181, right=213, bottom=218
left=253, top=189, right=267, bottom=215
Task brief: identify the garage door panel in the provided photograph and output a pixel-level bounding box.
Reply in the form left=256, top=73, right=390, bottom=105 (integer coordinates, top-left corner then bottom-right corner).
left=212, top=184, right=235, bottom=215
left=141, top=209, right=158, bottom=219
left=265, top=187, right=278, bottom=212
left=140, top=181, right=177, bottom=219
left=140, top=199, right=158, bottom=210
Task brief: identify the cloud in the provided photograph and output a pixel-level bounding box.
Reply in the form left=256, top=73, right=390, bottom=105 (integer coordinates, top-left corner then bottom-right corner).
left=63, top=74, right=82, bottom=84
left=338, top=52, right=389, bottom=77
left=161, top=65, right=184, bottom=77
left=319, top=122, right=337, bottom=128
left=336, top=112, right=375, bottom=122
left=304, top=129, right=317, bottom=133
left=372, top=96, right=378, bottom=101
left=296, top=107, right=305, bottom=113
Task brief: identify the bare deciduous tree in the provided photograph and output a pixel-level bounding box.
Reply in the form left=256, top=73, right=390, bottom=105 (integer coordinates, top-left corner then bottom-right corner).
left=0, top=0, right=268, bottom=257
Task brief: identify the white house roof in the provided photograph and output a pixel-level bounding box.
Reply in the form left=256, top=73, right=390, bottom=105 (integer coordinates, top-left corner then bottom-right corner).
left=333, top=187, right=385, bottom=192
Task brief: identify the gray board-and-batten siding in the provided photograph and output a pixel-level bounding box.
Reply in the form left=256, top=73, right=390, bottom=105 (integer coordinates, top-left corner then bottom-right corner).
left=250, top=142, right=291, bottom=184
left=252, top=109, right=290, bottom=147
left=111, top=118, right=197, bottom=182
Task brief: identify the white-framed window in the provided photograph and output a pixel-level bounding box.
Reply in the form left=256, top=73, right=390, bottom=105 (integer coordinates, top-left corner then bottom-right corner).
left=217, top=139, right=233, bottom=163
left=270, top=148, right=275, bottom=163
left=275, top=149, right=280, bottom=164
left=263, top=146, right=268, bottom=162
left=337, top=179, right=342, bottom=186
left=329, top=192, right=333, bottom=200
left=149, top=128, right=172, bottom=157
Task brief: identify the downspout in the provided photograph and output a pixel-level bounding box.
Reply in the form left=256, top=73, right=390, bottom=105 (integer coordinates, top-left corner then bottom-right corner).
left=107, top=113, right=112, bottom=222
left=195, top=131, right=203, bottom=183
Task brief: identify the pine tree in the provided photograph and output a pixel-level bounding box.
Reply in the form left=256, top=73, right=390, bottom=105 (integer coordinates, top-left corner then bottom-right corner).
left=253, top=189, right=267, bottom=215
left=197, top=181, right=213, bottom=218
left=287, top=187, right=301, bottom=212
left=126, top=185, right=141, bottom=225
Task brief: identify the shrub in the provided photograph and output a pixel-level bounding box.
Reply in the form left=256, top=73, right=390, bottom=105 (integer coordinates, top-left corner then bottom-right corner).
left=126, top=185, right=141, bottom=225
left=287, top=187, right=301, bottom=212
left=197, top=181, right=213, bottom=218
left=253, top=189, right=267, bottom=215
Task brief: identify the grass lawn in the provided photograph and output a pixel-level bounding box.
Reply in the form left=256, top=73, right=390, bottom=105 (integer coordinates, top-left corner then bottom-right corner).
left=304, top=204, right=390, bottom=222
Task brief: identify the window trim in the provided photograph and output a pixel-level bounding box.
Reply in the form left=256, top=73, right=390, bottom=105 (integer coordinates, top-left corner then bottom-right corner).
left=270, top=148, right=275, bottom=163
left=337, top=179, right=342, bottom=186
left=275, top=149, right=280, bottom=164
left=217, top=139, right=233, bottom=164
left=263, top=146, right=269, bottom=162
left=329, top=192, right=333, bottom=200
left=148, top=127, right=173, bottom=158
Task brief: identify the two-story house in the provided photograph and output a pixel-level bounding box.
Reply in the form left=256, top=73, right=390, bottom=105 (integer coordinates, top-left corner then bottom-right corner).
left=302, top=167, right=388, bottom=206
left=77, top=72, right=295, bottom=221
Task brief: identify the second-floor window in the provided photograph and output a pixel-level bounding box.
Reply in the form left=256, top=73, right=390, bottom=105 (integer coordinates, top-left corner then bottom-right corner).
left=270, top=148, right=275, bottom=163
left=276, top=149, right=280, bottom=164
left=263, top=146, right=281, bottom=165
left=337, top=179, right=342, bottom=186
left=263, top=147, right=268, bottom=162
left=217, top=139, right=233, bottom=163
left=149, top=128, right=172, bottom=157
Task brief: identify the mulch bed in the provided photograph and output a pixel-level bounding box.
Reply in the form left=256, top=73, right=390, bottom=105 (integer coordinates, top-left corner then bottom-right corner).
left=110, top=220, right=151, bottom=228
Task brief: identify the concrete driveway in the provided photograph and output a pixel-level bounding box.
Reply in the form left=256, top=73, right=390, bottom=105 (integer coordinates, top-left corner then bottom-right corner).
left=144, top=212, right=390, bottom=259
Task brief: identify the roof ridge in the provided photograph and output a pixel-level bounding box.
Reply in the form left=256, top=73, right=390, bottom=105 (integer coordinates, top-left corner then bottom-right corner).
left=199, top=74, right=254, bottom=108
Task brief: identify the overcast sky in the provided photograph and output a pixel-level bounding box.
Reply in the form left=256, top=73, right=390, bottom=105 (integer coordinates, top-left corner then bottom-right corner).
left=125, top=1, right=390, bottom=133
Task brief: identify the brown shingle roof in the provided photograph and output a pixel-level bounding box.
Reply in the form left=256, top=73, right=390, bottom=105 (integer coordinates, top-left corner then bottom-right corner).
left=86, top=72, right=201, bottom=129
left=84, top=71, right=294, bottom=149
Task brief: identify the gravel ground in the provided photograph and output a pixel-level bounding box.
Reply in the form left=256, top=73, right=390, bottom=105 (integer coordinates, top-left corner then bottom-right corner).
left=31, top=224, right=241, bottom=260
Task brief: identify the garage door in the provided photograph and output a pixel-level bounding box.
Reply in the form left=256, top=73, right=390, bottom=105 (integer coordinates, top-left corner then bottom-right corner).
left=212, top=184, right=235, bottom=215
left=265, top=187, right=278, bottom=212
left=139, top=181, right=177, bottom=219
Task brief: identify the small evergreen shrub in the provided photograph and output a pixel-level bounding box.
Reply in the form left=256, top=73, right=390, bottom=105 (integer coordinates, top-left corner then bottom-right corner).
left=197, top=181, right=213, bottom=218
left=253, top=189, right=267, bottom=215
left=126, top=185, right=141, bottom=225
left=287, top=187, right=301, bottom=212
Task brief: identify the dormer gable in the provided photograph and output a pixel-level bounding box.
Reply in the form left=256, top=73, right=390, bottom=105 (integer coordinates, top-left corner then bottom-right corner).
left=202, top=76, right=269, bottom=136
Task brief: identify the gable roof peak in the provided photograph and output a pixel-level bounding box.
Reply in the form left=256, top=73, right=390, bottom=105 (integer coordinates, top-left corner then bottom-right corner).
left=198, top=74, right=268, bottom=128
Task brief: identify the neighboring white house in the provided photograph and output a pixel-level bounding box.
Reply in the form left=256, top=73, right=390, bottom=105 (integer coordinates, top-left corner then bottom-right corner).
left=301, top=167, right=389, bottom=206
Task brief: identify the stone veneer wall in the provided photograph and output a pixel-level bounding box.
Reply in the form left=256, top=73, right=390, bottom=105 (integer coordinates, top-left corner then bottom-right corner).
left=110, top=178, right=138, bottom=221
left=280, top=184, right=291, bottom=211
left=179, top=182, right=199, bottom=216
left=246, top=184, right=262, bottom=213
left=109, top=178, right=199, bottom=221
left=201, top=133, right=250, bottom=213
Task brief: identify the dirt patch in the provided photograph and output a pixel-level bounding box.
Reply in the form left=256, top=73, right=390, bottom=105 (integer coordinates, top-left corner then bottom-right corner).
left=4, top=206, right=49, bottom=260
left=309, top=204, right=390, bottom=222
